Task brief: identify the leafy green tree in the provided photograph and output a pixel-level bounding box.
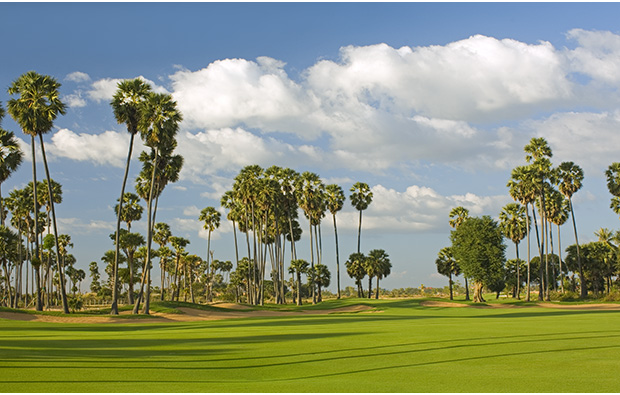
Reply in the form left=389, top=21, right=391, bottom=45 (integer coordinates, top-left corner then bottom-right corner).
left=499, top=202, right=528, bottom=299
left=7, top=71, right=68, bottom=313
left=450, top=216, right=506, bottom=303
left=350, top=182, right=373, bottom=254
left=435, top=247, right=460, bottom=300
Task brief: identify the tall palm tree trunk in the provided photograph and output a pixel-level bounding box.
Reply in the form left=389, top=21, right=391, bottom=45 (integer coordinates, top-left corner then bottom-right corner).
left=514, top=241, right=521, bottom=299
left=569, top=198, right=586, bottom=298
left=526, top=203, right=531, bottom=301
left=557, top=224, right=564, bottom=293
left=357, top=210, right=362, bottom=254
left=39, top=135, right=69, bottom=314
left=29, top=135, right=42, bottom=311
left=112, top=133, right=136, bottom=315
left=332, top=213, right=341, bottom=299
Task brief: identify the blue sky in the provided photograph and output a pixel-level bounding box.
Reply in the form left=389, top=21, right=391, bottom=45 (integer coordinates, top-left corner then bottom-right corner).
left=2, top=2, right=620, bottom=292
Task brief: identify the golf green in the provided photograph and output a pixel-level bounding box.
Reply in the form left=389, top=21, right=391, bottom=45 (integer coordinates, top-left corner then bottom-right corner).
left=1, top=299, right=619, bottom=392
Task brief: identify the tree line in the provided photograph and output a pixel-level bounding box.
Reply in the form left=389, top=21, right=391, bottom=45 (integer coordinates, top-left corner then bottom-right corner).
left=437, top=137, right=620, bottom=302
left=0, top=72, right=393, bottom=313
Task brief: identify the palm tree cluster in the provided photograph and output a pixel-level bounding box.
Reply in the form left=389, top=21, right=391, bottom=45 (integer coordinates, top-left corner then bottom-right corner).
left=108, top=78, right=184, bottom=315
left=344, top=249, right=392, bottom=299
left=436, top=137, right=620, bottom=301
left=217, top=165, right=385, bottom=306
left=3, top=73, right=393, bottom=312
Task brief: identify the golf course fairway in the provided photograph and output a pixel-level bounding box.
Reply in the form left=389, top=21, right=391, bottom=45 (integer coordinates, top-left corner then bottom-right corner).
left=1, top=298, right=620, bottom=392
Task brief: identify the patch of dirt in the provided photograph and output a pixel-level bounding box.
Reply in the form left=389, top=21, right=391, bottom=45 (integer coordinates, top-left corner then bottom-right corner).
left=0, top=304, right=376, bottom=324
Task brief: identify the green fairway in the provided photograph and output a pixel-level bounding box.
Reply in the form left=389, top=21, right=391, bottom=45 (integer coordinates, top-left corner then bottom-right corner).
left=1, top=298, right=620, bottom=392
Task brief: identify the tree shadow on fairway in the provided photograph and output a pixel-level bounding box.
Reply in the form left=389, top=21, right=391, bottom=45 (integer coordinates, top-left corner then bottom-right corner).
left=0, top=331, right=360, bottom=362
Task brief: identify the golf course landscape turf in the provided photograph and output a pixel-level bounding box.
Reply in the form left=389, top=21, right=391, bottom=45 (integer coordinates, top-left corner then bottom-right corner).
left=1, top=298, right=620, bottom=392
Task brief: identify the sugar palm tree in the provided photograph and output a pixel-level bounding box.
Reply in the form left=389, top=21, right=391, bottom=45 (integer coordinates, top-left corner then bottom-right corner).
left=435, top=247, right=460, bottom=300
left=289, top=259, right=309, bottom=306
left=200, top=206, right=221, bottom=302
left=367, top=249, right=391, bottom=299
left=7, top=71, right=68, bottom=313
left=350, top=182, right=373, bottom=254
left=297, top=171, right=325, bottom=304
left=153, top=222, right=171, bottom=300
left=110, top=78, right=151, bottom=315
left=448, top=206, right=470, bottom=300
left=507, top=165, right=539, bottom=301
left=114, top=192, right=143, bottom=233
left=313, top=263, right=331, bottom=302
left=325, top=184, right=345, bottom=299
left=345, top=252, right=367, bottom=298
left=546, top=190, right=570, bottom=293
left=169, top=236, right=190, bottom=302
left=499, top=203, right=528, bottom=299
left=557, top=161, right=585, bottom=298
left=132, top=92, right=182, bottom=314
left=0, top=106, right=24, bottom=226
left=524, top=137, right=553, bottom=300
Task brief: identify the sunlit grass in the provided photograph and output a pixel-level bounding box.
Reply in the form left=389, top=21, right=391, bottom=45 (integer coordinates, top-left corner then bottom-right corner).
left=1, top=298, right=620, bottom=392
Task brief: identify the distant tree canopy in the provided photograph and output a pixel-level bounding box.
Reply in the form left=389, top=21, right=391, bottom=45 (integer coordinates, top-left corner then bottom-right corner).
left=450, top=215, right=506, bottom=302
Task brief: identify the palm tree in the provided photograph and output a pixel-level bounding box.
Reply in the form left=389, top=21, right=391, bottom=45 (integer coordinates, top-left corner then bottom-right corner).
left=114, top=193, right=143, bottom=233
left=200, top=206, right=221, bottom=302
left=0, top=107, right=24, bottom=226
left=7, top=71, right=68, bottom=313
left=448, top=206, right=470, bottom=300
left=546, top=190, right=570, bottom=293
left=367, top=249, right=391, bottom=299
left=313, top=263, right=331, bottom=302
left=153, top=222, right=171, bottom=300
left=110, top=78, right=151, bottom=315
left=345, top=252, right=367, bottom=298
left=0, top=225, right=19, bottom=306
left=556, top=161, right=586, bottom=298
left=507, top=165, right=539, bottom=301
left=297, top=171, right=325, bottom=304
left=169, top=236, right=190, bottom=302
left=221, top=190, right=241, bottom=268
left=435, top=247, right=460, bottom=300
left=350, top=182, right=373, bottom=254
left=449, top=206, right=470, bottom=229
left=524, top=137, right=553, bottom=300
left=289, top=259, right=309, bottom=306
left=499, top=203, right=528, bottom=299
left=325, top=184, right=345, bottom=299
left=133, top=92, right=182, bottom=315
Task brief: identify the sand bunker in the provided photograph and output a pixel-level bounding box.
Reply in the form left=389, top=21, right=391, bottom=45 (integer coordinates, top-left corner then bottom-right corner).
left=0, top=304, right=375, bottom=324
